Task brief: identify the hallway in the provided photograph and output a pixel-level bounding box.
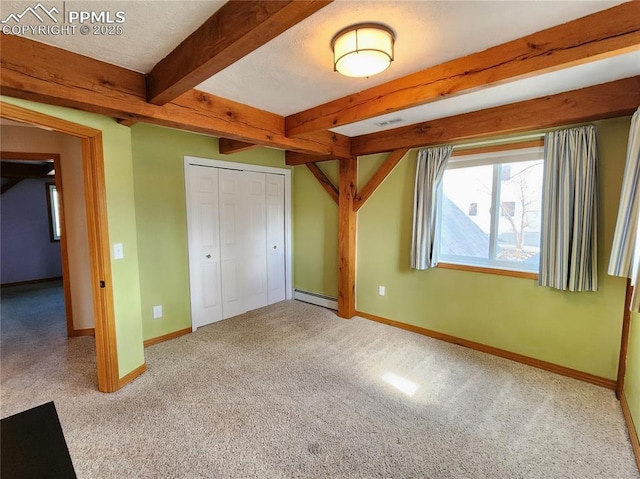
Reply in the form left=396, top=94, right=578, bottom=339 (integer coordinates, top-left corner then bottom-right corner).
left=0, top=280, right=96, bottom=415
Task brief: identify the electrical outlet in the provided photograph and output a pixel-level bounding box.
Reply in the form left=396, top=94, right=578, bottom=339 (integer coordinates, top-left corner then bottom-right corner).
left=152, top=305, right=162, bottom=319
left=378, top=286, right=386, bottom=296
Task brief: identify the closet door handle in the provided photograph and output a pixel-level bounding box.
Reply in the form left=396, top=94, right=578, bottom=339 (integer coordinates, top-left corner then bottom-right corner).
left=273, top=245, right=277, bottom=249
left=206, top=254, right=212, bottom=259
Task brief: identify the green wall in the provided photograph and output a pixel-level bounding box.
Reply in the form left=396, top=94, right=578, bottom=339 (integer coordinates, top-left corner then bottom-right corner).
left=1, top=96, right=145, bottom=379
left=130, top=123, right=287, bottom=341
left=627, top=312, right=640, bottom=447
left=4, top=96, right=633, bottom=405
left=294, top=116, right=631, bottom=380
left=293, top=161, right=339, bottom=297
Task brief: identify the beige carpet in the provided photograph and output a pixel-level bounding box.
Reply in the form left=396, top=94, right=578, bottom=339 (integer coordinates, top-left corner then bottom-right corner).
left=1, top=281, right=639, bottom=478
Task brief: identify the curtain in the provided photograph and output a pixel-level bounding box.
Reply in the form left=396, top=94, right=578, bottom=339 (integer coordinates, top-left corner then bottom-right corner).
left=608, top=107, right=640, bottom=310
left=539, top=125, right=598, bottom=291
left=411, top=146, right=453, bottom=270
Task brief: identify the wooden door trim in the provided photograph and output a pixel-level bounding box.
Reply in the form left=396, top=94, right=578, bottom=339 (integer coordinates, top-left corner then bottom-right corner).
left=0, top=150, right=76, bottom=337
left=0, top=101, right=120, bottom=393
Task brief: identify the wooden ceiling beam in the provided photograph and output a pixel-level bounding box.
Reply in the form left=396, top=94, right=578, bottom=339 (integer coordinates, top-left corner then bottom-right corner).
left=0, top=161, right=54, bottom=179
left=118, top=119, right=138, bottom=127
left=0, top=33, right=350, bottom=158
left=285, top=2, right=640, bottom=137
left=219, top=138, right=260, bottom=154
left=351, top=76, right=640, bottom=156
left=147, top=0, right=332, bottom=105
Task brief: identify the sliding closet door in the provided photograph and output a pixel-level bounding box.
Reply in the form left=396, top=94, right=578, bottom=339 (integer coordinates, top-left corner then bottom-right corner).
left=187, top=161, right=289, bottom=329
left=186, top=165, right=222, bottom=329
left=266, top=174, right=286, bottom=304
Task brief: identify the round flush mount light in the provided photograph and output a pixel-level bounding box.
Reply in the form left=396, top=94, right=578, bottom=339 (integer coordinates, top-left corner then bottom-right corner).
left=331, top=23, right=395, bottom=78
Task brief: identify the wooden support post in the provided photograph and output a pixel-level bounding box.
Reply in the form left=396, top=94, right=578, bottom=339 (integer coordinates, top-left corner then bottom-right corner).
left=338, top=157, right=357, bottom=318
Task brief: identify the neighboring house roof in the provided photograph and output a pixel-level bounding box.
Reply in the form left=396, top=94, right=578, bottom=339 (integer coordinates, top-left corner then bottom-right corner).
left=440, top=195, right=490, bottom=258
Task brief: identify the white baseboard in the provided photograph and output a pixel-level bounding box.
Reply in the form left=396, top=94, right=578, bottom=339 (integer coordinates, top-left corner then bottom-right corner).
left=294, top=290, right=338, bottom=310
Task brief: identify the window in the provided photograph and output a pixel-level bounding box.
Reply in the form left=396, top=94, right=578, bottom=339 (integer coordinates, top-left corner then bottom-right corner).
left=438, top=146, right=544, bottom=274
left=501, top=201, right=515, bottom=218
left=46, top=183, right=61, bottom=242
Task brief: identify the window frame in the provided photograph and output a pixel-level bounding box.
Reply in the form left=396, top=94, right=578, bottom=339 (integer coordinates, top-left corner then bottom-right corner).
left=436, top=141, right=545, bottom=279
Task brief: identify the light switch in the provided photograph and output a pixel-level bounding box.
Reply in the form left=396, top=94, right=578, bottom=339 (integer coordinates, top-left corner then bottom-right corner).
left=114, top=243, right=124, bottom=260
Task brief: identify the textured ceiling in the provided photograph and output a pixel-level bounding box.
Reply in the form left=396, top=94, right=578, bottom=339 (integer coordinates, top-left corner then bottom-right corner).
left=0, top=1, right=226, bottom=72
left=334, top=50, right=640, bottom=137
left=0, top=0, right=634, bottom=137
left=197, top=0, right=628, bottom=116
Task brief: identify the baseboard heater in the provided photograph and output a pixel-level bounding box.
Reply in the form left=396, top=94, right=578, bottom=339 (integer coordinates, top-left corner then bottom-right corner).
left=293, top=289, right=338, bottom=310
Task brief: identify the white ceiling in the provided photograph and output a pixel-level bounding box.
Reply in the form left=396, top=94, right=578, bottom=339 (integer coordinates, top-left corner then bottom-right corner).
left=0, top=1, right=227, bottom=72
left=0, top=0, right=635, bottom=138
left=198, top=0, right=629, bottom=117
left=334, top=50, right=640, bottom=137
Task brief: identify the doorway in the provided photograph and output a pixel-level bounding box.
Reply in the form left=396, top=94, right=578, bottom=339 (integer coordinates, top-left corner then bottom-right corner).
left=184, top=156, right=293, bottom=330
left=0, top=150, right=77, bottom=336
left=1, top=101, right=120, bottom=393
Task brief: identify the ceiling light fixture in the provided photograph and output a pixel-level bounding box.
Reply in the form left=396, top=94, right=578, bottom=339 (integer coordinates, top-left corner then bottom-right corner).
left=331, top=23, right=395, bottom=78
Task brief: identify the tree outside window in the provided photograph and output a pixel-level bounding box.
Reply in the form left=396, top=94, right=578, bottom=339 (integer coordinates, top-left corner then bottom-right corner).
left=439, top=150, right=544, bottom=273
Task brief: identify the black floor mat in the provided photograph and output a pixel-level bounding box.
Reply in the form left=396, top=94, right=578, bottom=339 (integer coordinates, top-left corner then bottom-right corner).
left=1, top=401, right=76, bottom=478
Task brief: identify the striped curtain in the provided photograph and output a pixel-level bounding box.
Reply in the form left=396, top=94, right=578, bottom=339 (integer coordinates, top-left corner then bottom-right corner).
left=608, top=107, right=640, bottom=311
left=539, top=125, right=598, bottom=291
left=411, top=146, right=453, bottom=270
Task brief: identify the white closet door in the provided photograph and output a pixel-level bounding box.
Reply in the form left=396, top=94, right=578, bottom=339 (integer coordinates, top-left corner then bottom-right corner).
left=243, top=172, right=268, bottom=311
left=266, top=174, right=286, bottom=304
left=219, top=169, right=247, bottom=319
left=187, top=165, right=222, bottom=328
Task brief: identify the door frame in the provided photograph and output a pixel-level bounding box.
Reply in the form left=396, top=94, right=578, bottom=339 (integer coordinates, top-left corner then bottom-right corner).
left=1, top=101, right=120, bottom=393
left=184, top=156, right=293, bottom=330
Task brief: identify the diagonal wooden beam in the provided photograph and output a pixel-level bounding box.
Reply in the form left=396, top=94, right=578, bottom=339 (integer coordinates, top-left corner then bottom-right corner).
left=286, top=152, right=338, bottom=166
left=354, top=148, right=409, bottom=212
left=147, top=1, right=332, bottom=105
left=351, top=76, right=640, bottom=156
left=285, top=2, right=640, bottom=137
left=219, top=138, right=260, bottom=154
left=0, top=33, right=350, bottom=158
left=306, top=163, right=339, bottom=204
left=1, top=178, right=23, bottom=195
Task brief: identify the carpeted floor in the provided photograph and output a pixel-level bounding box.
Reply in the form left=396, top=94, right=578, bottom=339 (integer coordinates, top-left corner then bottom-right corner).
left=1, top=281, right=639, bottom=478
